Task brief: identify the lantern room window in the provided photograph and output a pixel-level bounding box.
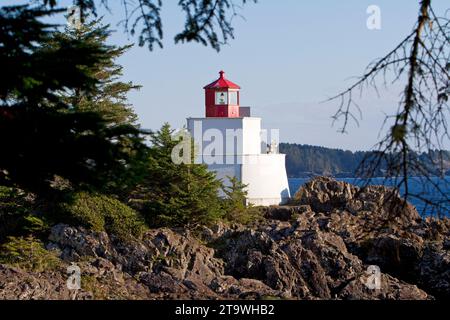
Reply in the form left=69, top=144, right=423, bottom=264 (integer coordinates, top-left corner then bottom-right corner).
left=215, top=91, right=228, bottom=105
left=229, top=91, right=238, bottom=105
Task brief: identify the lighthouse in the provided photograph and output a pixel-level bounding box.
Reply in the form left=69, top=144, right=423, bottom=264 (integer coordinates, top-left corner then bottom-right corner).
left=187, top=71, right=290, bottom=206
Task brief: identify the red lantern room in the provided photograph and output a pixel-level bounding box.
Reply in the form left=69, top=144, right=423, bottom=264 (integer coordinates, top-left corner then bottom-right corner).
left=204, top=71, right=240, bottom=118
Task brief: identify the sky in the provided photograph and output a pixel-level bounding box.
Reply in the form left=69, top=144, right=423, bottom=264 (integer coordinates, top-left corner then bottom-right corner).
left=5, top=0, right=450, bottom=151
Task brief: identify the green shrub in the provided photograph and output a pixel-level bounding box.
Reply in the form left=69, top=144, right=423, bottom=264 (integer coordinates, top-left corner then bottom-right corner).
left=0, top=186, right=37, bottom=241
left=63, top=191, right=146, bottom=240
left=221, top=176, right=264, bottom=225
left=225, top=206, right=265, bottom=225
left=22, top=214, right=51, bottom=235
left=0, top=236, right=60, bottom=272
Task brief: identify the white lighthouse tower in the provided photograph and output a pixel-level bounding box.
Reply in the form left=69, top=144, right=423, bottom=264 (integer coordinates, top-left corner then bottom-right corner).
left=187, top=71, right=290, bottom=206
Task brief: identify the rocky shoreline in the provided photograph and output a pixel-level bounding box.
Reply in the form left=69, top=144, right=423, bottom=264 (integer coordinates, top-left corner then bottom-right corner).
left=0, top=177, right=448, bottom=300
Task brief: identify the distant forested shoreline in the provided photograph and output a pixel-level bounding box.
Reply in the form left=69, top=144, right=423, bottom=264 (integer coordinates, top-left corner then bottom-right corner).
left=280, top=143, right=450, bottom=178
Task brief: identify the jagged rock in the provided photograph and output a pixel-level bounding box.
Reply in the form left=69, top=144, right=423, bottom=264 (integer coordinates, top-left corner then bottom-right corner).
left=262, top=205, right=312, bottom=221
left=290, top=176, right=449, bottom=299
left=294, top=177, right=359, bottom=213
left=1, top=177, right=448, bottom=300
left=0, top=264, right=86, bottom=300
left=214, top=220, right=429, bottom=300
left=210, top=276, right=283, bottom=299
left=294, top=176, right=421, bottom=225
left=143, top=228, right=224, bottom=285
left=339, top=273, right=429, bottom=300
left=362, top=234, right=424, bottom=281
left=138, top=271, right=187, bottom=294
left=418, top=245, right=450, bottom=299
left=48, top=224, right=115, bottom=261
left=196, top=222, right=230, bottom=243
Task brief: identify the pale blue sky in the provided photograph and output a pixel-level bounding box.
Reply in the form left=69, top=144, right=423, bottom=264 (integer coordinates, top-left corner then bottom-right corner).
left=6, top=1, right=450, bottom=150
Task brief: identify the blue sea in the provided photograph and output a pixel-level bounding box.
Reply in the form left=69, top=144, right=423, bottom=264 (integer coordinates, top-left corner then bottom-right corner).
left=288, top=176, right=450, bottom=217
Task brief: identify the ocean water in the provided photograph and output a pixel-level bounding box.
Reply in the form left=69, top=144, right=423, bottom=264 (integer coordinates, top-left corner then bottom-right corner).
left=288, top=176, right=450, bottom=217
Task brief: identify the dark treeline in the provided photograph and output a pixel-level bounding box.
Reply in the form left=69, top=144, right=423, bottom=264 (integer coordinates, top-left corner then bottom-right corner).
left=280, top=143, right=450, bottom=178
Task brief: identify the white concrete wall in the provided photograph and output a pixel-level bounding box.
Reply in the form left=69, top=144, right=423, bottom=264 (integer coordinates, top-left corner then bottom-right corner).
left=187, top=117, right=261, bottom=156
left=241, top=154, right=290, bottom=206
left=186, top=117, right=290, bottom=206
left=242, top=118, right=261, bottom=155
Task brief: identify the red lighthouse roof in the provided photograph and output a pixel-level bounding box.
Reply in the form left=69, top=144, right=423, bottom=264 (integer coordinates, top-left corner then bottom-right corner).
left=203, top=70, right=240, bottom=89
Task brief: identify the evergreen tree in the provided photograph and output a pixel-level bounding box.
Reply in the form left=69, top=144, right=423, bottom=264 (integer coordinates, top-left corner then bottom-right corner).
left=0, top=5, right=146, bottom=196
left=130, top=123, right=223, bottom=227
left=221, top=176, right=247, bottom=214
left=48, top=19, right=149, bottom=196
left=54, top=19, right=141, bottom=127
left=220, top=176, right=262, bottom=224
